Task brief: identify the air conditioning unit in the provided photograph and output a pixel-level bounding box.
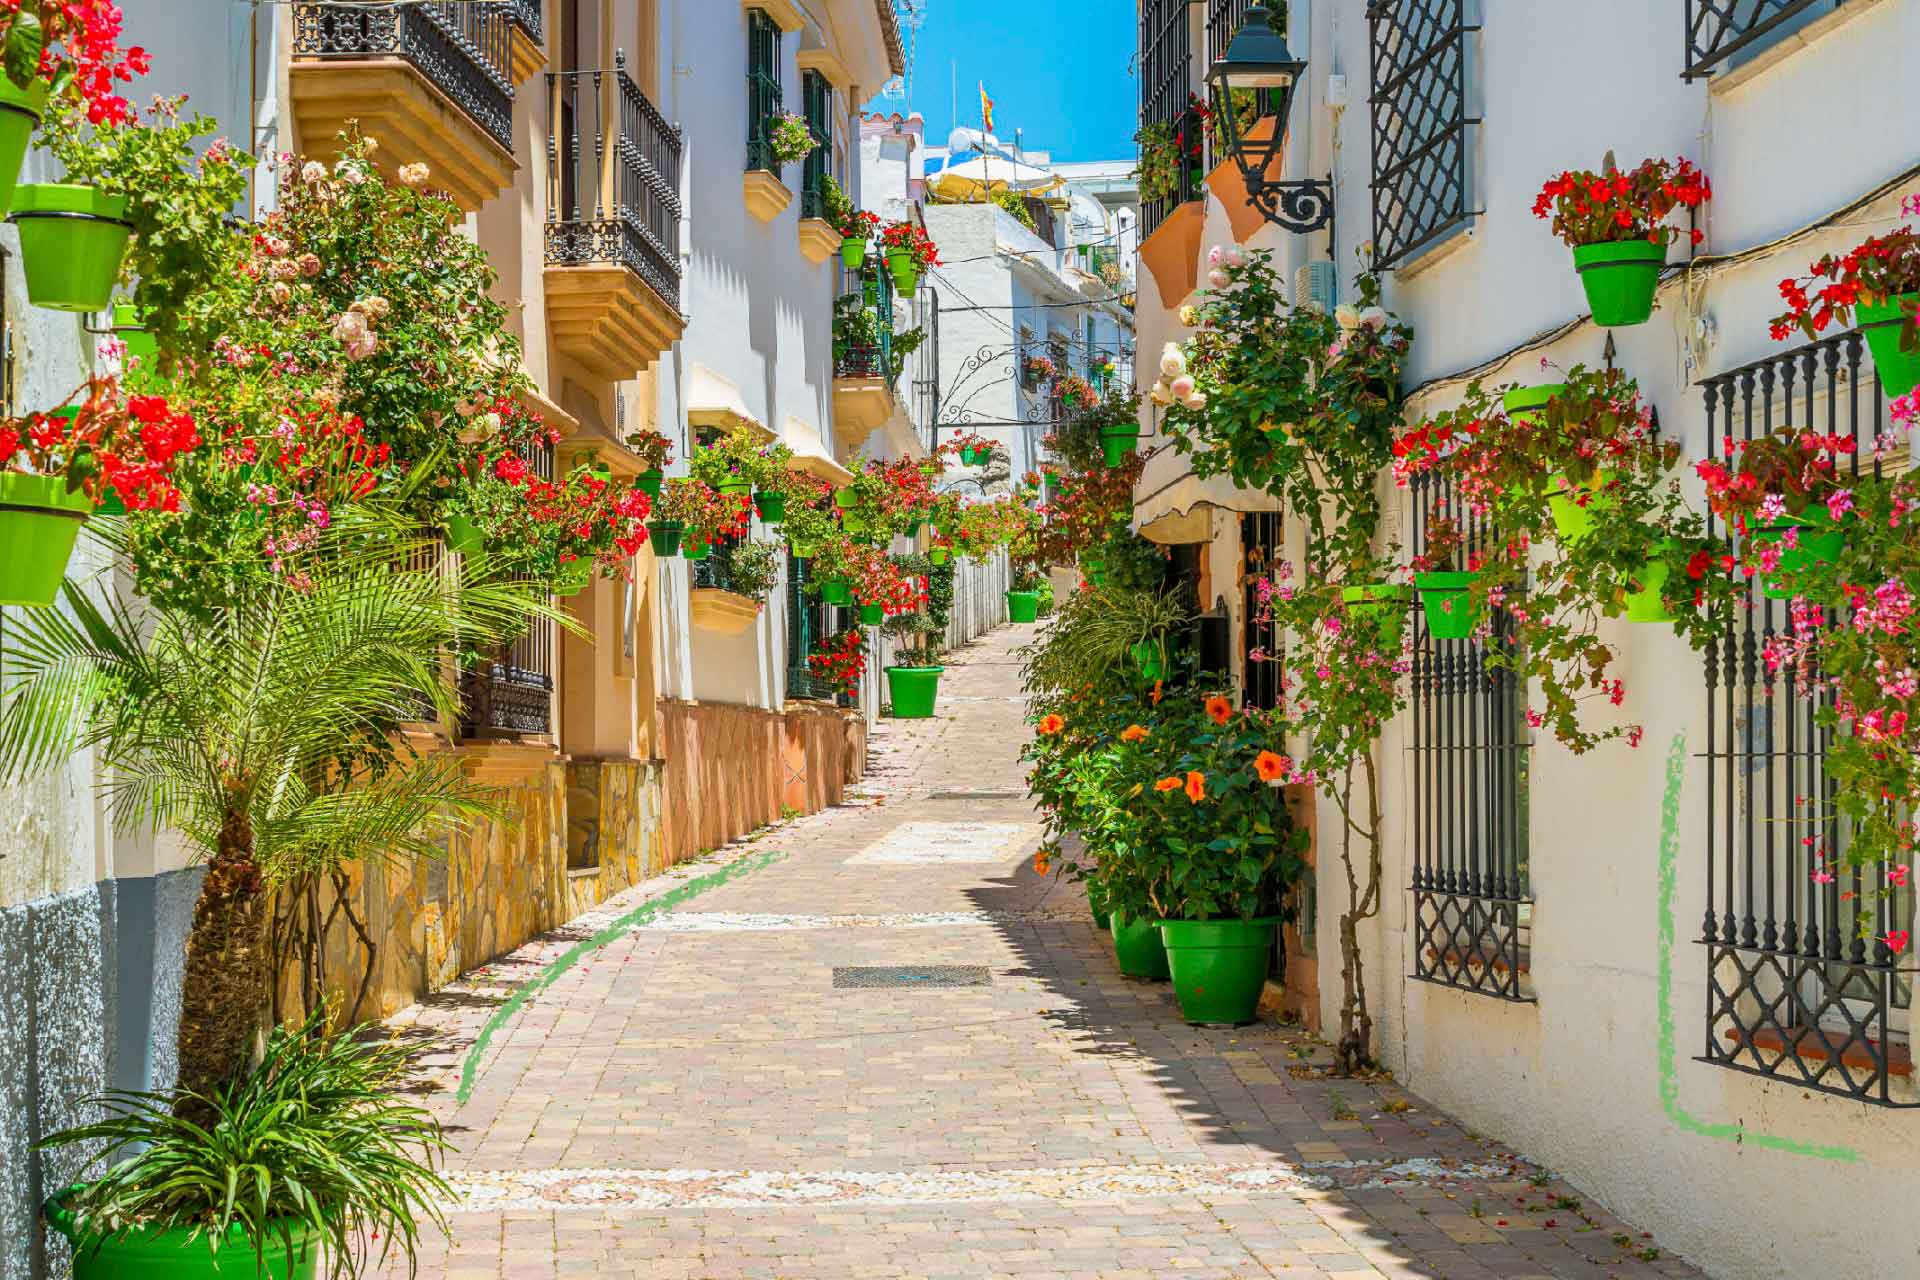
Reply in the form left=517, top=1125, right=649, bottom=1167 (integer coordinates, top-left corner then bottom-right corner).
left=1294, top=261, right=1337, bottom=313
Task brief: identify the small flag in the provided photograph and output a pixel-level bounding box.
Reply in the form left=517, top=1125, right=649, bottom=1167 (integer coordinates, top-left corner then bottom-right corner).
left=979, top=81, right=994, bottom=135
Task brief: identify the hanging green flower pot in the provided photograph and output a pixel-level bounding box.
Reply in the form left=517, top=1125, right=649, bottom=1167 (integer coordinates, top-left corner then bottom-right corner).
left=1622, top=549, right=1676, bottom=623
left=833, top=488, right=858, bottom=510
left=1099, top=422, right=1138, bottom=467
left=717, top=477, right=752, bottom=499
left=648, top=518, right=685, bottom=556
left=959, top=444, right=991, bottom=466
left=930, top=546, right=950, bottom=565
left=886, top=247, right=919, bottom=296
left=684, top=538, right=713, bottom=562
left=0, top=472, right=91, bottom=606
left=47, top=1190, right=321, bottom=1280
left=1341, top=582, right=1412, bottom=648
left=858, top=601, right=884, bottom=626
left=1109, top=913, right=1170, bottom=981
left=636, top=468, right=664, bottom=499
left=1130, top=638, right=1166, bottom=681
left=818, top=576, right=853, bottom=605
left=1857, top=293, right=1920, bottom=398
left=0, top=76, right=48, bottom=217
left=445, top=514, right=485, bottom=555
left=885, top=664, right=943, bottom=718
left=840, top=236, right=868, bottom=269
left=1749, top=509, right=1847, bottom=602
left=1159, top=918, right=1278, bottom=1025
left=1572, top=238, right=1667, bottom=328
left=754, top=491, right=786, bottom=522
left=1500, top=383, right=1565, bottom=425
left=1415, top=571, right=1481, bottom=639
left=112, top=299, right=158, bottom=369
left=1007, top=589, right=1041, bottom=623
left=1547, top=472, right=1615, bottom=546
left=555, top=558, right=594, bottom=597
left=10, top=184, right=135, bottom=313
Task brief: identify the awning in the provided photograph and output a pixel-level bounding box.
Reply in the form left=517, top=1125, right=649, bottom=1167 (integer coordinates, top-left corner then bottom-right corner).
left=928, top=154, right=1067, bottom=201
left=686, top=364, right=771, bottom=439
left=1131, top=441, right=1281, bottom=544
left=783, top=415, right=855, bottom=486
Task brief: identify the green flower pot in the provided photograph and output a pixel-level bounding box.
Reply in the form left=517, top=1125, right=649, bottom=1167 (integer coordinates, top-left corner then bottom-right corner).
left=1109, top=913, right=1171, bottom=981
left=886, top=248, right=919, bottom=296
left=834, top=488, right=859, bottom=509
left=1341, top=582, right=1412, bottom=648
left=0, top=472, right=91, bottom=606
left=445, top=514, right=485, bottom=555
left=1857, top=293, right=1920, bottom=399
left=754, top=491, right=786, bottom=523
left=840, top=236, right=868, bottom=269
left=1007, top=589, right=1041, bottom=623
left=648, top=518, right=685, bottom=557
left=1099, top=424, right=1138, bottom=467
left=0, top=76, right=49, bottom=217
left=818, top=576, right=853, bottom=605
left=555, top=558, right=593, bottom=596
left=1415, top=570, right=1480, bottom=640
left=113, top=299, right=158, bottom=369
left=1547, top=472, right=1615, bottom=546
left=885, top=665, right=943, bottom=718
left=1623, top=552, right=1675, bottom=623
left=636, top=468, right=664, bottom=499
left=1087, top=884, right=1112, bottom=932
left=903, top=518, right=922, bottom=538
left=858, top=601, right=885, bottom=625
left=47, top=1190, right=320, bottom=1280
left=1572, top=238, right=1667, bottom=328
left=684, top=539, right=713, bottom=562
left=1500, top=383, right=1565, bottom=425
left=960, top=445, right=991, bottom=466
left=1159, top=918, right=1278, bottom=1026
left=10, top=184, right=135, bottom=312
left=718, top=478, right=752, bottom=499
left=1130, top=639, right=1166, bottom=681
left=930, top=547, right=950, bottom=565
left=1749, top=509, right=1847, bottom=602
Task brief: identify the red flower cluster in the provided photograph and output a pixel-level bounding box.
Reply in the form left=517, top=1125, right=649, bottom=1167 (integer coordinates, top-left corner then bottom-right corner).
left=1532, top=157, right=1710, bottom=249
left=0, top=380, right=201, bottom=512
left=807, top=626, right=867, bottom=698
left=1770, top=226, right=1920, bottom=343
left=7, top=1, right=151, bottom=126
left=878, top=219, right=941, bottom=271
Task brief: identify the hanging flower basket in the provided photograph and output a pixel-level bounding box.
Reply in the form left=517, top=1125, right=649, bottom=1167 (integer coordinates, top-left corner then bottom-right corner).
left=554, top=558, right=593, bottom=597
left=857, top=600, right=885, bottom=626
left=636, top=468, right=664, bottom=499
left=1099, top=422, right=1138, bottom=467
left=1006, top=590, right=1041, bottom=623
left=112, top=299, right=158, bottom=369
left=1130, top=639, right=1166, bottom=681
left=885, top=247, right=919, bottom=297
left=445, top=514, right=485, bottom=555
left=1547, top=471, right=1615, bottom=545
left=1622, top=547, right=1676, bottom=623
left=0, top=76, right=48, bottom=217
left=1748, top=509, right=1847, bottom=601
left=716, top=477, right=751, bottom=498
left=1109, top=913, right=1170, bottom=980
left=9, top=184, right=135, bottom=313
left=0, top=472, right=91, bottom=606
left=930, top=546, right=950, bottom=565
left=754, top=491, right=786, bottom=523
left=833, top=488, right=859, bottom=510
left=960, top=444, right=992, bottom=466
left=1500, top=382, right=1565, bottom=425
left=684, top=538, right=713, bottom=562
left=817, top=576, right=853, bottom=605
left=1159, top=918, right=1278, bottom=1025
left=885, top=664, right=943, bottom=718
left=1341, top=581, right=1412, bottom=648
left=841, top=236, right=868, bottom=269
left=648, top=518, right=685, bottom=556
left=1857, top=293, right=1920, bottom=398
left=1572, top=238, right=1667, bottom=328
left=1414, top=571, right=1481, bottom=640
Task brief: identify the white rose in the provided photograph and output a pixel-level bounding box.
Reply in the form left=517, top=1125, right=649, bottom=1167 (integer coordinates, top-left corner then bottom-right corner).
left=300, top=160, right=326, bottom=184
left=1335, top=304, right=1360, bottom=330
left=1221, top=246, right=1246, bottom=268
left=398, top=162, right=431, bottom=188
left=1159, top=343, right=1187, bottom=377
left=1169, top=375, right=1195, bottom=399
left=1183, top=393, right=1208, bottom=411
left=1207, top=269, right=1231, bottom=290
left=1149, top=380, right=1174, bottom=406
left=1359, top=306, right=1388, bottom=331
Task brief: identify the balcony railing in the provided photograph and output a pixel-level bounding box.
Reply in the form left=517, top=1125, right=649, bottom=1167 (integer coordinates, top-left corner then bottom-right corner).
left=291, top=1, right=515, bottom=153
left=503, top=0, right=542, bottom=43
left=1684, top=0, right=1845, bottom=79
left=1138, top=0, right=1197, bottom=239
left=461, top=436, right=554, bottom=739
left=833, top=269, right=894, bottom=381
left=546, top=52, right=684, bottom=310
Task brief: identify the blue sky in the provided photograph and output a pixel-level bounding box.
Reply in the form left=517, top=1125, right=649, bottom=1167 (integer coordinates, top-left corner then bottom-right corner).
left=867, top=0, right=1137, bottom=163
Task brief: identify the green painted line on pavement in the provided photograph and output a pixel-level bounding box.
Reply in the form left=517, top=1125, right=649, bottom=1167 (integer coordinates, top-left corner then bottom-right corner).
left=1655, top=731, right=1857, bottom=1161
left=456, top=848, right=787, bottom=1104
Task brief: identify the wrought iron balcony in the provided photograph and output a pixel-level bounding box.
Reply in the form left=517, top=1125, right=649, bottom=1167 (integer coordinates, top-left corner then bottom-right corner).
left=291, top=1, right=514, bottom=154
left=834, top=342, right=891, bottom=381
left=503, top=0, right=542, bottom=43
left=460, top=634, right=554, bottom=738
left=1684, top=0, right=1847, bottom=79
left=1137, top=0, right=1198, bottom=239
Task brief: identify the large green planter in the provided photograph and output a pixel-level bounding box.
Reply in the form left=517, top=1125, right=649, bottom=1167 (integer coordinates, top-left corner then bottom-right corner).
left=0, top=472, right=91, bottom=606
left=1007, top=589, right=1041, bottom=623
left=858, top=601, right=885, bottom=625
left=1749, top=509, right=1847, bottom=602
left=1159, top=918, right=1278, bottom=1026
left=1572, top=238, right=1667, bottom=328
left=1414, top=570, right=1480, bottom=639
left=1099, top=423, right=1138, bottom=467
left=1341, top=582, right=1411, bottom=648
left=636, top=468, right=664, bottom=499
left=10, top=184, right=135, bottom=312
left=1857, top=293, right=1920, bottom=398
left=754, top=491, right=786, bottom=523
left=1501, top=382, right=1564, bottom=425
left=47, top=1192, right=319, bottom=1280
left=1109, top=913, right=1171, bottom=981
left=885, top=665, right=943, bottom=718
left=445, top=514, right=485, bottom=555
left=818, top=576, right=853, bottom=605
left=840, top=236, right=868, bottom=269
left=648, top=518, right=685, bottom=557
left=0, top=75, right=49, bottom=217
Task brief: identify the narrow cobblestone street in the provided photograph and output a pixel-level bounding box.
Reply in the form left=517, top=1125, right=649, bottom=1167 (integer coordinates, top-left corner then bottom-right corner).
left=389, top=623, right=1702, bottom=1280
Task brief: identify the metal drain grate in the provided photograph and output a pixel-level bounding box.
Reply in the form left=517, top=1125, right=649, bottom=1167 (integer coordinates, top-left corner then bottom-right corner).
left=832, top=965, right=992, bottom=989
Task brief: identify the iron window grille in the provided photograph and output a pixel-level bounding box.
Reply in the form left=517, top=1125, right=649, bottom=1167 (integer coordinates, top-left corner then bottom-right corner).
left=785, top=553, right=845, bottom=701
left=1138, top=0, right=1199, bottom=240
left=1366, top=0, right=1481, bottom=270
left=746, top=9, right=784, bottom=173
left=1683, top=0, right=1848, bottom=79
left=1206, top=0, right=1254, bottom=64
left=1698, top=331, right=1916, bottom=1105
left=1406, top=468, right=1533, bottom=1001
left=461, top=438, right=555, bottom=738
left=545, top=51, right=684, bottom=311
left=292, top=1, right=515, bottom=154
left=800, top=71, right=833, bottom=220
left=1241, top=512, right=1283, bottom=711
left=834, top=266, right=894, bottom=380
left=912, top=290, right=942, bottom=451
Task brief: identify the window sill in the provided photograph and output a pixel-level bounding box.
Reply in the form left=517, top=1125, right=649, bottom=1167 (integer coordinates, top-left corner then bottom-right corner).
left=1723, top=1025, right=1912, bottom=1076
left=1707, top=0, right=1892, bottom=94
left=744, top=170, right=793, bottom=223
left=1392, top=214, right=1480, bottom=280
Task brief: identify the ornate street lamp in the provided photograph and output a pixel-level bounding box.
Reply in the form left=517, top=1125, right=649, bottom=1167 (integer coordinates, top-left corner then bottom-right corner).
left=1204, top=6, right=1332, bottom=235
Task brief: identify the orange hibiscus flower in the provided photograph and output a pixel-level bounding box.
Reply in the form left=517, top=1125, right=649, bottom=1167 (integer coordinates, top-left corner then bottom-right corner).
left=1204, top=695, right=1233, bottom=725
left=1033, top=851, right=1051, bottom=876
left=1184, top=770, right=1207, bottom=803
left=1037, top=713, right=1065, bottom=735
left=1254, top=750, right=1290, bottom=783
left=1153, top=776, right=1182, bottom=793
left=1149, top=680, right=1164, bottom=706
left=1120, top=724, right=1148, bottom=742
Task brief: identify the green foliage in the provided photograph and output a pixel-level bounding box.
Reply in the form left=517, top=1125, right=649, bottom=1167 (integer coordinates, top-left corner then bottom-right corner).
left=988, top=188, right=1034, bottom=229
left=726, top=539, right=782, bottom=602
left=41, top=1012, right=451, bottom=1279
left=1019, top=584, right=1189, bottom=703
left=832, top=293, right=880, bottom=354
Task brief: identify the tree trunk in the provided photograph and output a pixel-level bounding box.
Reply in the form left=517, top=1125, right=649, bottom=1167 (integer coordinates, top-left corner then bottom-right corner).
left=174, top=806, right=271, bottom=1117
left=1332, top=757, right=1384, bottom=1077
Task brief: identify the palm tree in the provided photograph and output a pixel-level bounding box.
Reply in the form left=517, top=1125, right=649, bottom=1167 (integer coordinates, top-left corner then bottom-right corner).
left=0, top=537, right=558, bottom=1111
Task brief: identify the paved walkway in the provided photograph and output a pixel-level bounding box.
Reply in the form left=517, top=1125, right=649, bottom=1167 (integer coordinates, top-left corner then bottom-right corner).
left=387, top=625, right=1702, bottom=1280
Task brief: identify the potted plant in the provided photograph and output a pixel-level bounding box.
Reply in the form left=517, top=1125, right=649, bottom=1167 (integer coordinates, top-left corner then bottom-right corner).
left=724, top=538, right=782, bottom=604
left=1410, top=511, right=1481, bottom=640
left=1007, top=563, right=1046, bottom=623
left=879, top=217, right=939, bottom=297
left=1772, top=215, right=1920, bottom=397
left=0, top=2, right=148, bottom=216
left=624, top=426, right=674, bottom=497
left=823, top=176, right=877, bottom=267
left=1022, top=352, right=1057, bottom=390
left=1698, top=426, right=1851, bottom=601
left=948, top=431, right=999, bottom=468
left=1532, top=156, right=1709, bottom=328
left=807, top=624, right=867, bottom=698
left=768, top=110, right=818, bottom=165
left=883, top=606, right=946, bottom=719
left=657, top=476, right=749, bottom=563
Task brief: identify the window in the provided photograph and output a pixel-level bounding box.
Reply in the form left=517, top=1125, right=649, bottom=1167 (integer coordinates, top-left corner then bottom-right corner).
left=1366, top=0, right=1481, bottom=269
left=785, top=552, right=840, bottom=700
left=1697, top=331, right=1915, bottom=1105
left=1683, top=0, right=1849, bottom=80
left=1406, top=466, right=1533, bottom=1001
left=1137, top=0, right=1197, bottom=239
left=800, top=71, right=832, bottom=218
left=745, top=8, right=782, bottom=172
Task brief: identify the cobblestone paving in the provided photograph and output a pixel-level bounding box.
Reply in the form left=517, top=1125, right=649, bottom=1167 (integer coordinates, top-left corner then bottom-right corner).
left=385, top=624, right=1704, bottom=1280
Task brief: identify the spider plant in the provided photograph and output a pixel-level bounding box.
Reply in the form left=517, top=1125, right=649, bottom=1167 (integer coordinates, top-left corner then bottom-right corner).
left=1019, top=583, right=1191, bottom=699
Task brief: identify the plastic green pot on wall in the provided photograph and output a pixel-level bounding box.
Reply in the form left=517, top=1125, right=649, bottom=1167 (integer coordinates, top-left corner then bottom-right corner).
left=0, top=75, right=49, bottom=216
left=1572, top=238, right=1667, bottom=327
left=0, top=473, right=92, bottom=606
left=647, top=518, right=685, bottom=556
left=9, top=184, right=135, bottom=312
left=1857, top=293, right=1920, bottom=398
left=841, top=236, right=868, bottom=269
